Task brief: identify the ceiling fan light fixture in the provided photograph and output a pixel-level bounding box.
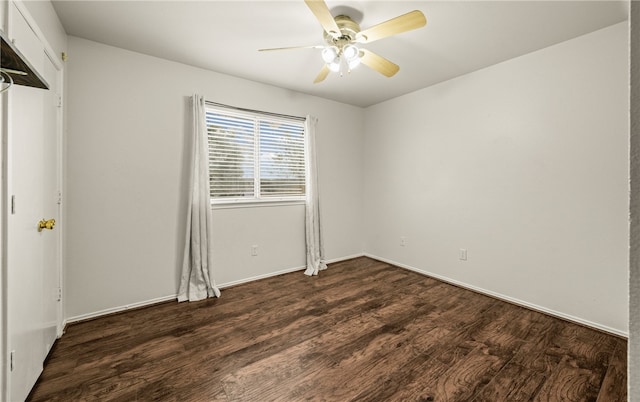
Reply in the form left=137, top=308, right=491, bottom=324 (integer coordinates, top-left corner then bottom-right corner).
left=269, top=1, right=427, bottom=83
left=321, top=46, right=339, bottom=63
left=327, top=60, right=341, bottom=72
left=343, top=44, right=359, bottom=61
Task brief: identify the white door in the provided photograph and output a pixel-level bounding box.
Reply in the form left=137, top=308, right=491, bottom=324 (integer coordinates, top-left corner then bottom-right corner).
left=41, top=55, right=62, bottom=353
left=6, top=53, right=61, bottom=402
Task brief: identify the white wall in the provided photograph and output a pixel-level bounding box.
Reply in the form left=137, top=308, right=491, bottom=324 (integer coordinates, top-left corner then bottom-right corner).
left=65, top=36, right=364, bottom=319
left=66, top=21, right=629, bottom=337
left=363, top=22, right=629, bottom=334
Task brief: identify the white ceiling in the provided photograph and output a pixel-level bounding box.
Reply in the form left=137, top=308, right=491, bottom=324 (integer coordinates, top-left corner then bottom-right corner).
left=51, top=1, right=629, bottom=107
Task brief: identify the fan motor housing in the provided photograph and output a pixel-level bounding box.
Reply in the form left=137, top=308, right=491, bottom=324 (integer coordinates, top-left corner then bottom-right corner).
left=324, top=15, right=361, bottom=46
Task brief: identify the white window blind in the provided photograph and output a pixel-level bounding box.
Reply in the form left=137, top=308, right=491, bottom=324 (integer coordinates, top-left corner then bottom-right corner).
left=206, top=106, right=306, bottom=202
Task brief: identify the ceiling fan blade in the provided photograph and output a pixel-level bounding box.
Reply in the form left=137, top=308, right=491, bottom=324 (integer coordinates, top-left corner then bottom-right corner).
left=360, top=49, right=400, bottom=77
left=259, top=45, right=323, bottom=52
left=356, top=10, right=426, bottom=44
left=304, top=0, right=341, bottom=38
left=313, top=65, right=330, bottom=83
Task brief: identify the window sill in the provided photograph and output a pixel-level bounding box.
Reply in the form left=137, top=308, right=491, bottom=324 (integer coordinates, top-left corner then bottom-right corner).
left=211, top=199, right=306, bottom=210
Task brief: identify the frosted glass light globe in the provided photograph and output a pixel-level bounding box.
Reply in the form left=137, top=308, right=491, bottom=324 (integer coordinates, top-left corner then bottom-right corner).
left=343, top=44, right=359, bottom=61
left=321, top=47, right=339, bottom=63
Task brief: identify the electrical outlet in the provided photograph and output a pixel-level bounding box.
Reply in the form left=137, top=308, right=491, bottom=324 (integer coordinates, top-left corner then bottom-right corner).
left=400, top=236, right=406, bottom=247
left=251, top=245, right=258, bottom=256
left=459, top=248, right=468, bottom=261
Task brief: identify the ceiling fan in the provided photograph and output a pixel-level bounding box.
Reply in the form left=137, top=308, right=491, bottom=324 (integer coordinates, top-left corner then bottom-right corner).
left=259, top=0, right=427, bottom=83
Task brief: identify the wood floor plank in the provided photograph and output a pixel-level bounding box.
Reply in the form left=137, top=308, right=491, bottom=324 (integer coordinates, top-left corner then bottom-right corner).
left=472, top=361, right=547, bottom=402
left=434, top=343, right=507, bottom=401
left=596, top=339, right=628, bottom=402
left=533, top=355, right=603, bottom=402
left=26, top=257, right=627, bottom=402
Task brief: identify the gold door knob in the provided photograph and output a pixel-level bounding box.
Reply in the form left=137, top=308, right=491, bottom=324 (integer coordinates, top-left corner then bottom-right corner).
left=38, top=219, right=55, bottom=232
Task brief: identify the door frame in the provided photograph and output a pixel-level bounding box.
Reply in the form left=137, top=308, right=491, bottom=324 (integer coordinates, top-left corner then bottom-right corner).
left=48, top=49, right=64, bottom=339
left=43, top=46, right=64, bottom=340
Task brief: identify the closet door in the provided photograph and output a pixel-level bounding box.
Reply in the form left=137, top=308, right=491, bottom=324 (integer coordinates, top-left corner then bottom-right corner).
left=5, top=5, right=61, bottom=401
left=7, top=71, right=45, bottom=402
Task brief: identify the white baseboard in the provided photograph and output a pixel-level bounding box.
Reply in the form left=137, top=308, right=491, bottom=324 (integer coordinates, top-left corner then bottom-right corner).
left=63, top=253, right=365, bottom=326
left=217, top=253, right=367, bottom=288
left=217, top=265, right=306, bottom=289
left=325, top=253, right=365, bottom=264
left=364, top=253, right=629, bottom=338
left=65, top=294, right=178, bottom=326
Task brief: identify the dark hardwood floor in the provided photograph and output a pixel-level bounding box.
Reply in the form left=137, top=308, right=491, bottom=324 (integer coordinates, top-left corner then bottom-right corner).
left=27, top=257, right=627, bottom=401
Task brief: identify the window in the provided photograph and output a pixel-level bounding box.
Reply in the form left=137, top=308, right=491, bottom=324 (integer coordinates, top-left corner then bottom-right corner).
left=206, top=106, right=306, bottom=203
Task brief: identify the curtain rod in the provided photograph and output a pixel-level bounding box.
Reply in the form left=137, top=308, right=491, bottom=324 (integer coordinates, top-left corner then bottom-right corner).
left=205, top=101, right=306, bottom=122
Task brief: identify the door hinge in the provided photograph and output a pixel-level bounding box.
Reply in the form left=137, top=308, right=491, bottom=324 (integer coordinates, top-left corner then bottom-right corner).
left=56, top=95, right=62, bottom=108
left=10, top=350, right=15, bottom=371
left=57, top=287, right=62, bottom=302
left=10, top=195, right=15, bottom=215
left=56, top=191, right=62, bottom=206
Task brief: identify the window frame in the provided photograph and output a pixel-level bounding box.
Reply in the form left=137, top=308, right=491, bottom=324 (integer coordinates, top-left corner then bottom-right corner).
left=206, top=105, right=308, bottom=206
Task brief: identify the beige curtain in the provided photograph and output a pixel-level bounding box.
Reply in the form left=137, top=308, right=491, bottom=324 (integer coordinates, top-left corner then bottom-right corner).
left=304, top=115, right=327, bottom=276
left=178, top=94, right=221, bottom=301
